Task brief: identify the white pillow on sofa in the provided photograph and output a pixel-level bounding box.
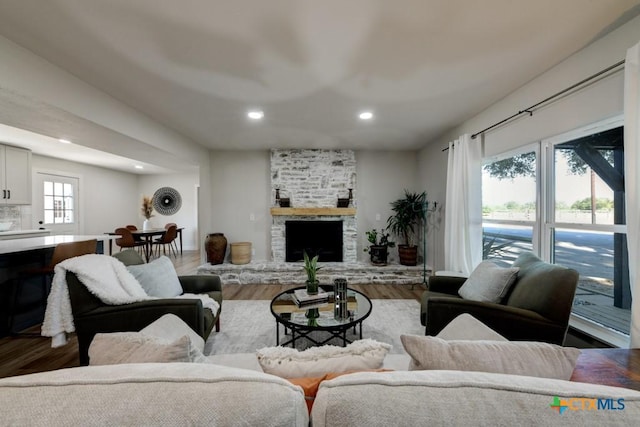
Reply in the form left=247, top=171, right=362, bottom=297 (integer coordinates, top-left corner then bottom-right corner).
left=89, top=332, right=196, bottom=365
left=435, top=313, right=507, bottom=341
left=400, top=334, right=580, bottom=380
left=126, top=256, right=182, bottom=297
left=256, top=339, right=391, bottom=378
left=458, top=260, right=519, bottom=303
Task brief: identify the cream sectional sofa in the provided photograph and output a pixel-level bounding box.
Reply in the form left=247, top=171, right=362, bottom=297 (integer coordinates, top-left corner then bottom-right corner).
left=1, top=361, right=640, bottom=426
left=4, top=314, right=640, bottom=426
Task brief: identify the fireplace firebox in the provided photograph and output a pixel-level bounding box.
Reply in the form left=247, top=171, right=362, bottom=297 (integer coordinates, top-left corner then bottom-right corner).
left=285, top=220, right=343, bottom=262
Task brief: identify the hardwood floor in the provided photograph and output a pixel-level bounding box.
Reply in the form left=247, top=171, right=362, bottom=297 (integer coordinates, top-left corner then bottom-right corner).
left=0, top=250, right=424, bottom=379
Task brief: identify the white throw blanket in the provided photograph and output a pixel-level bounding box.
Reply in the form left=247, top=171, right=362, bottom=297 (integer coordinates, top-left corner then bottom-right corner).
left=41, top=254, right=219, bottom=347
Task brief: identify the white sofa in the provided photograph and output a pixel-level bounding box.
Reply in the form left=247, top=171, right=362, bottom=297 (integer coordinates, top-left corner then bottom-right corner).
left=1, top=360, right=640, bottom=426
left=4, top=314, right=639, bottom=426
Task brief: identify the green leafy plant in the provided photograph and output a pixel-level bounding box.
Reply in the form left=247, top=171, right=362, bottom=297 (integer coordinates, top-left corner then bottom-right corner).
left=386, top=190, right=427, bottom=247
left=363, top=229, right=395, bottom=252
left=303, top=250, right=321, bottom=283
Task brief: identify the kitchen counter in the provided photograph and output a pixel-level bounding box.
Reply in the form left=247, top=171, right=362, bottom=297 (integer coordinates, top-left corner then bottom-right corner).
left=0, top=229, right=51, bottom=240
left=0, top=234, right=118, bottom=255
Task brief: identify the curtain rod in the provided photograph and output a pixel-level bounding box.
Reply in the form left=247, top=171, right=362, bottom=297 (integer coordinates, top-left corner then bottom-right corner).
left=441, top=59, right=625, bottom=151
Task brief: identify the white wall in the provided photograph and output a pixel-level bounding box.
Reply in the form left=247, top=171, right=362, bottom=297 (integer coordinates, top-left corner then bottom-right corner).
left=209, top=150, right=271, bottom=261
left=208, top=149, right=420, bottom=263
left=356, top=151, right=419, bottom=263
left=138, top=173, right=199, bottom=250
left=418, top=14, right=640, bottom=271
left=31, top=155, right=138, bottom=234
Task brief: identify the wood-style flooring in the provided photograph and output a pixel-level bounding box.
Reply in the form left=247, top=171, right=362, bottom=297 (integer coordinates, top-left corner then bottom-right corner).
left=0, top=250, right=423, bottom=379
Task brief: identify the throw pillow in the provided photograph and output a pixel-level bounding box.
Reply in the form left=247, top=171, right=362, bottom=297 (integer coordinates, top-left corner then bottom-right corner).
left=458, top=260, right=519, bottom=303
left=140, top=313, right=205, bottom=352
left=435, top=313, right=507, bottom=341
left=256, top=339, right=391, bottom=378
left=400, top=334, right=581, bottom=380
left=126, top=256, right=182, bottom=298
left=88, top=332, right=195, bottom=365
left=288, top=369, right=391, bottom=414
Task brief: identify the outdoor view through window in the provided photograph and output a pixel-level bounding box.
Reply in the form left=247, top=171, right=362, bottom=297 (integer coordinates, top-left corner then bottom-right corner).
left=482, top=125, right=629, bottom=339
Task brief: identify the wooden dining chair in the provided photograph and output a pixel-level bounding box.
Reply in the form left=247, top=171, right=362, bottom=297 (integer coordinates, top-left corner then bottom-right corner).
left=153, top=224, right=178, bottom=257
left=114, top=227, right=146, bottom=254
left=164, top=223, right=179, bottom=255
left=126, top=224, right=144, bottom=242
left=9, top=239, right=98, bottom=336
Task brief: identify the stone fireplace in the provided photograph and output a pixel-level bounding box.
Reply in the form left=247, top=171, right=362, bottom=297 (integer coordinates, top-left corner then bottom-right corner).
left=270, top=149, right=357, bottom=263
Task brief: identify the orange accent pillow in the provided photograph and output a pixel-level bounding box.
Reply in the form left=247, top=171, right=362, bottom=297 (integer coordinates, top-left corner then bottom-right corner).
left=287, top=369, right=391, bottom=413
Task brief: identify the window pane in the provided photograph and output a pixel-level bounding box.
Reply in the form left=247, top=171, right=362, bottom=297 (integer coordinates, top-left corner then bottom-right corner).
left=54, top=182, right=63, bottom=195
left=63, top=183, right=72, bottom=196
left=44, top=211, right=54, bottom=223
left=44, top=195, right=53, bottom=210
left=482, top=151, right=536, bottom=222
left=482, top=224, right=534, bottom=266
left=44, top=181, right=53, bottom=195
left=555, top=151, right=615, bottom=225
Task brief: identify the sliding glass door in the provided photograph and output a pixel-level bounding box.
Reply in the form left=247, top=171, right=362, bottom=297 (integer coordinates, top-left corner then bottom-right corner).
left=482, top=116, right=630, bottom=344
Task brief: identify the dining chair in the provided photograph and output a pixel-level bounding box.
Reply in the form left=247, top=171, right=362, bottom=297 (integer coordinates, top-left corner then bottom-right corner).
left=114, top=227, right=147, bottom=254
left=126, top=224, right=144, bottom=242
left=164, top=223, right=179, bottom=255
left=8, top=239, right=98, bottom=336
left=153, top=224, right=178, bottom=257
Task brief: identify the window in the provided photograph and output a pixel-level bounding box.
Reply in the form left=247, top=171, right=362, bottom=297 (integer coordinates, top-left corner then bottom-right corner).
left=43, top=180, right=74, bottom=224
left=482, top=117, right=630, bottom=345
left=482, top=146, right=538, bottom=267
left=547, top=124, right=629, bottom=339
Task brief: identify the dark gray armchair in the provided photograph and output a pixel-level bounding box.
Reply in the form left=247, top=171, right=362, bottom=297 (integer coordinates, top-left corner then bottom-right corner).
left=68, top=250, right=222, bottom=365
left=420, top=252, right=578, bottom=345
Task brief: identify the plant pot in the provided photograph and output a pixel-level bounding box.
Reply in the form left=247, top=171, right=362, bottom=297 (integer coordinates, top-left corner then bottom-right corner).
left=369, top=245, right=389, bottom=265
left=398, top=245, right=418, bottom=266
left=205, top=233, right=227, bottom=264
left=306, top=280, right=319, bottom=295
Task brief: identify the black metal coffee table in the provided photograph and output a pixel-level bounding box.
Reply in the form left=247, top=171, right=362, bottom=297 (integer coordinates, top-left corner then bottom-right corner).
left=270, top=286, right=372, bottom=347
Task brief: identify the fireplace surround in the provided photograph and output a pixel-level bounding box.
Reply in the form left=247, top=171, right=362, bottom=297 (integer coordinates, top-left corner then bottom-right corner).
left=285, top=220, right=343, bottom=262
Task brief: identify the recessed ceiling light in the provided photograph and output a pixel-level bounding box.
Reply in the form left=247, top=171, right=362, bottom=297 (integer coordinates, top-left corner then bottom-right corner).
left=58, top=138, right=72, bottom=144
left=359, top=111, right=374, bottom=120
left=247, top=110, right=264, bottom=120
left=134, top=165, right=144, bottom=170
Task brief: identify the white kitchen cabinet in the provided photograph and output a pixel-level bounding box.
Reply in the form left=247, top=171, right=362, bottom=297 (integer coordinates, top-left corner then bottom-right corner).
left=0, top=145, right=32, bottom=205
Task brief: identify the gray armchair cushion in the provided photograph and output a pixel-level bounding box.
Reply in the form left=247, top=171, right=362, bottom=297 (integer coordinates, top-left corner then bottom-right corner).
left=458, top=261, right=519, bottom=303
left=506, top=252, right=579, bottom=322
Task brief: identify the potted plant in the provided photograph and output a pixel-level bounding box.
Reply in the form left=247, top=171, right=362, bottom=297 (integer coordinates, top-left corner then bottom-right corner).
left=303, top=250, right=321, bottom=294
left=386, top=190, right=427, bottom=266
left=364, top=228, right=395, bottom=265
left=141, top=196, right=154, bottom=230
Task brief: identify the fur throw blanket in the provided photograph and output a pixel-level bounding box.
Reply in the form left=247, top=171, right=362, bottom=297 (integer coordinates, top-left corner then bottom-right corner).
left=41, top=254, right=219, bottom=347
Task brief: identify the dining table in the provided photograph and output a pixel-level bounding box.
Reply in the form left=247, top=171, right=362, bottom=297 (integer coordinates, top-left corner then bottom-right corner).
left=107, top=227, right=184, bottom=261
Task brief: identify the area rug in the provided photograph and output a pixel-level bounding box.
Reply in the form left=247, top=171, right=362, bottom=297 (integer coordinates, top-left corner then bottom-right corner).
left=204, top=299, right=423, bottom=355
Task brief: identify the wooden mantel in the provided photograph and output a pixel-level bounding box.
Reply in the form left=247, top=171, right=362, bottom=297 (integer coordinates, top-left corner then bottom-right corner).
left=270, top=207, right=356, bottom=216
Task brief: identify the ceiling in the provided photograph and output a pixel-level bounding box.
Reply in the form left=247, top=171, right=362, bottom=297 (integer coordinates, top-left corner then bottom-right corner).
left=0, top=0, right=639, bottom=173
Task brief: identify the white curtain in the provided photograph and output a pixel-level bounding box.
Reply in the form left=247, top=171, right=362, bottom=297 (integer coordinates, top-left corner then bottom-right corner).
left=444, top=133, right=483, bottom=275
left=625, top=41, right=640, bottom=348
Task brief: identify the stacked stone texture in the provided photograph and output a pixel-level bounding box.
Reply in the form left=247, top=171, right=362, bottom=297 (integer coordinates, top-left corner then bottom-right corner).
left=270, top=149, right=357, bottom=262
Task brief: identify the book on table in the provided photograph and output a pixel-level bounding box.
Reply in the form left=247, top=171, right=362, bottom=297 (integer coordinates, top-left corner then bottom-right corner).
left=293, top=289, right=329, bottom=304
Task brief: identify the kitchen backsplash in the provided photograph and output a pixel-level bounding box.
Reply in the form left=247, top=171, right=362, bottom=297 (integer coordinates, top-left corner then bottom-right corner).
left=0, top=206, right=29, bottom=230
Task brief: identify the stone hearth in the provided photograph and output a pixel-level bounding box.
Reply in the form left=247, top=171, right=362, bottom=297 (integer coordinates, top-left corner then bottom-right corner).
left=197, top=261, right=430, bottom=286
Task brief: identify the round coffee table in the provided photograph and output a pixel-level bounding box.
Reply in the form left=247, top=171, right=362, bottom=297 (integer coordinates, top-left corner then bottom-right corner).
left=270, top=286, right=372, bottom=348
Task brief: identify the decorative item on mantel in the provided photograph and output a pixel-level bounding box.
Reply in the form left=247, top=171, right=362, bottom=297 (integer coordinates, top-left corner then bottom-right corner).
left=275, top=188, right=281, bottom=206
left=337, top=188, right=353, bottom=208
left=279, top=198, right=290, bottom=207
left=303, top=250, right=321, bottom=295
left=205, top=232, right=227, bottom=264
left=141, top=196, right=154, bottom=230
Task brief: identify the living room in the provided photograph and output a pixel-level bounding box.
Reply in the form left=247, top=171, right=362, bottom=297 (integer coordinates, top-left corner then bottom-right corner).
left=1, top=2, right=640, bottom=423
